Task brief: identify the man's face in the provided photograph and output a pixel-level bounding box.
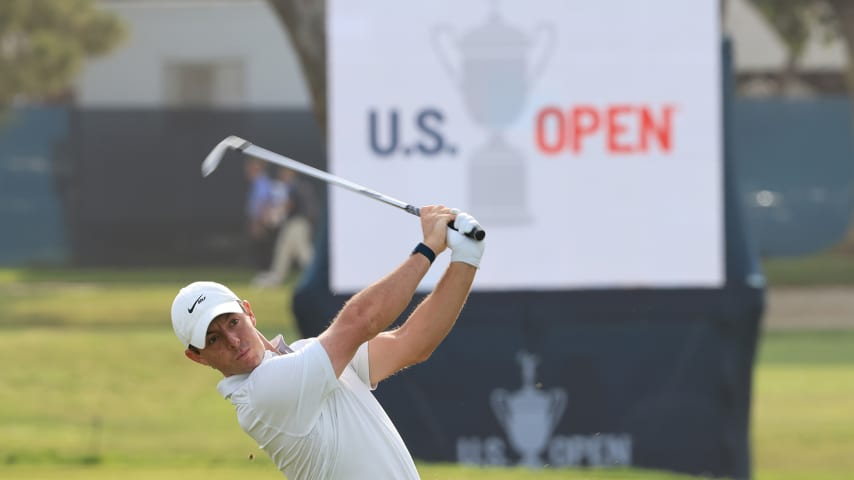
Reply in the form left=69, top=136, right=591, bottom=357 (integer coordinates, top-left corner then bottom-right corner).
left=245, top=160, right=264, bottom=180
left=190, top=310, right=266, bottom=377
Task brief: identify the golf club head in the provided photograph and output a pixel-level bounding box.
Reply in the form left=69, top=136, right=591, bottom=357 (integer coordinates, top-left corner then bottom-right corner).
left=201, top=135, right=250, bottom=177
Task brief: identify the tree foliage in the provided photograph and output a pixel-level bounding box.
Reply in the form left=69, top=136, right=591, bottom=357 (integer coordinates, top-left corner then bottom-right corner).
left=0, top=0, right=125, bottom=107
left=747, top=0, right=840, bottom=93
left=750, top=0, right=833, bottom=56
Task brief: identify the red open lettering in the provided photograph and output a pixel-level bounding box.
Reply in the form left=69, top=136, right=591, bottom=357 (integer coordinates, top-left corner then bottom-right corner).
left=640, top=105, right=675, bottom=152
left=570, top=105, right=599, bottom=154
left=607, top=104, right=634, bottom=154
left=535, top=106, right=565, bottom=154
left=534, top=103, right=677, bottom=156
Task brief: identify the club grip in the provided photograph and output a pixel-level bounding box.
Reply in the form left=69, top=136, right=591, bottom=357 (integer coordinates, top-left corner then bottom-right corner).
left=409, top=206, right=485, bottom=241
left=448, top=220, right=486, bottom=241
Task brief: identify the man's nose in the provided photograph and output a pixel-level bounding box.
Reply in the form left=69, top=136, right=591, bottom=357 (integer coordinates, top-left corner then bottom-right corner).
left=225, top=331, right=241, bottom=348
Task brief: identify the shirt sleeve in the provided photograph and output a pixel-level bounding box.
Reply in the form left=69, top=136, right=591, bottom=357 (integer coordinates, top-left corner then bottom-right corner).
left=247, top=338, right=339, bottom=436
left=247, top=176, right=273, bottom=219
left=349, top=342, right=374, bottom=389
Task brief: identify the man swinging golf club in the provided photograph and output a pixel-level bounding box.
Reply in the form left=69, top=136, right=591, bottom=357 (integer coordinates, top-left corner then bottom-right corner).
left=171, top=205, right=485, bottom=479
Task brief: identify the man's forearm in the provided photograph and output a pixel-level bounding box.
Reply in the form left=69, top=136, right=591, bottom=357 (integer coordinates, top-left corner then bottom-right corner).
left=337, top=253, right=432, bottom=341
left=399, top=262, right=476, bottom=362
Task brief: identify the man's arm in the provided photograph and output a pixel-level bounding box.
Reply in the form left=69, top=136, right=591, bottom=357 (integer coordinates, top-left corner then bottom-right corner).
left=317, top=206, right=452, bottom=377
left=368, top=212, right=485, bottom=385
left=367, top=262, right=475, bottom=385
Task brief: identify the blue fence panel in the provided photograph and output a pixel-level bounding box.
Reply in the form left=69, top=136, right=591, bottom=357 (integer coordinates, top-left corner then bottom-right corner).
left=733, top=97, right=854, bottom=257
left=0, top=107, right=69, bottom=265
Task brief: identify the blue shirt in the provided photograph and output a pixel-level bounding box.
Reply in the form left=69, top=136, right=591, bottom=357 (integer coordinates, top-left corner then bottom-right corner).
left=246, top=174, right=274, bottom=220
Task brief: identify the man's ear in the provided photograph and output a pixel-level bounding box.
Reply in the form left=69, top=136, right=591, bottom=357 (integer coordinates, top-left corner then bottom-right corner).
left=242, top=300, right=256, bottom=326
left=185, top=348, right=210, bottom=366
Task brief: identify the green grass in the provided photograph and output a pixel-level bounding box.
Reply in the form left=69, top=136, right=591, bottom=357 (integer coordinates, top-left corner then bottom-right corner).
left=1, top=267, right=853, bottom=479
left=0, top=267, right=300, bottom=335
left=751, top=330, right=854, bottom=479
left=0, top=464, right=700, bottom=479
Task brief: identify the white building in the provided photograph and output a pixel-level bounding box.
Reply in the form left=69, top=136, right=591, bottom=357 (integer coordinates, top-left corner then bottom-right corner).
left=76, top=0, right=850, bottom=107
left=76, top=0, right=311, bottom=108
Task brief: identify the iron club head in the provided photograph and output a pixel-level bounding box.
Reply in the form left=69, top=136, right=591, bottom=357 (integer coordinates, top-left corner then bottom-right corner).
left=201, top=135, right=250, bottom=177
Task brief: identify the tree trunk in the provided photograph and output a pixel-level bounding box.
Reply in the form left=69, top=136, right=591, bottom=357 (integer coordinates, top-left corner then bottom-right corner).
left=267, top=0, right=328, bottom=138
left=779, top=49, right=801, bottom=94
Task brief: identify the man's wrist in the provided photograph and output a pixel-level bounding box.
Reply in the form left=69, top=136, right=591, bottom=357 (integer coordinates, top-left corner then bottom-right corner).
left=411, top=242, right=436, bottom=264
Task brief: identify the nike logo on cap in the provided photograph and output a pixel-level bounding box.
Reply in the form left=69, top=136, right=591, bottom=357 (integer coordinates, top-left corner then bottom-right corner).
left=188, top=294, right=206, bottom=313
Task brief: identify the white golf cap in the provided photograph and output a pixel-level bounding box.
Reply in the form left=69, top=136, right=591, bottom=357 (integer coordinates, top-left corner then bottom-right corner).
left=171, top=281, right=244, bottom=349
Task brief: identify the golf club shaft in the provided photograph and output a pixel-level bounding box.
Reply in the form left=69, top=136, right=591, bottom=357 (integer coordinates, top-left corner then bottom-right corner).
left=234, top=141, right=485, bottom=241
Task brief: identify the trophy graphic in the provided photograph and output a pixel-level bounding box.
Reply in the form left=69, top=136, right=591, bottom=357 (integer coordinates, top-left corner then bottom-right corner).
left=433, top=4, right=554, bottom=224
left=490, top=351, right=567, bottom=467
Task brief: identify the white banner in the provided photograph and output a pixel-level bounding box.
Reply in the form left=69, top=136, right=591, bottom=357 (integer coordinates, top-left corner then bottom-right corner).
left=328, top=0, right=722, bottom=292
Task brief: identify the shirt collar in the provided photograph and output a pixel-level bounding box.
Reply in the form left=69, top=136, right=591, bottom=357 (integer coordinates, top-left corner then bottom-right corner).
left=216, top=350, right=277, bottom=399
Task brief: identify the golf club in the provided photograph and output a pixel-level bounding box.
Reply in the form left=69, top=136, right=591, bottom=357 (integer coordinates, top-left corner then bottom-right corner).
left=202, top=135, right=485, bottom=241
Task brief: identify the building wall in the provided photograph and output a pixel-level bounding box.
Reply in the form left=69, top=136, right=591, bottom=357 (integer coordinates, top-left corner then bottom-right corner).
left=75, top=0, right=311, bottom=107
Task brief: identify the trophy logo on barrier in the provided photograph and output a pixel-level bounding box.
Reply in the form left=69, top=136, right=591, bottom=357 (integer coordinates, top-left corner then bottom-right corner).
left=433, top=4, right=554, bottom=224
left=490, top=351, right=567, bottom=467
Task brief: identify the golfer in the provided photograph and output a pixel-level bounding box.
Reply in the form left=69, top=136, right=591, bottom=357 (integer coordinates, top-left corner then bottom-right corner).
left=171, top=205, right=485, bottom=479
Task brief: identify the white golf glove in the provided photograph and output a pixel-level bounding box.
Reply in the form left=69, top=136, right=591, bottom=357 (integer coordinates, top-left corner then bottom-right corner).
left=447, top=211, right=486, bottom=268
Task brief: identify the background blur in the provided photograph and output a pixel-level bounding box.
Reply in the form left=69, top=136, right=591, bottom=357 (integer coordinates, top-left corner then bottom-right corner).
left=1, top=1, right=853, bottom=479
left=2, top=0, right=853, bottom=268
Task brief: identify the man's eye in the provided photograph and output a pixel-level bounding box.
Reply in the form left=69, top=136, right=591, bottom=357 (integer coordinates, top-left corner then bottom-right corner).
left=230, top=318, right=239, bottom=326
left=207, top=336, right=217, bottom=345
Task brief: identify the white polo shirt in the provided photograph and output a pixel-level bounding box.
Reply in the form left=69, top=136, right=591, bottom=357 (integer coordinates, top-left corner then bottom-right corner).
left=217, top=338, right=420, bottom=480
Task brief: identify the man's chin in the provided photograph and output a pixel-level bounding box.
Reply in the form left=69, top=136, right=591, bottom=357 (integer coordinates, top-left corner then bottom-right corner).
left=242, top=350, right=265, bottom=369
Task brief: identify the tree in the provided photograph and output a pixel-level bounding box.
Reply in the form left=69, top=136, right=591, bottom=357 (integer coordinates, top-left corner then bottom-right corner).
left=826, top=0, right=854, bottom=93
left=750, top=0, right=808, bottom=92
left=267, top=0, right=328, bottom=136
left=0, top=0, right=125, bottom=109
left=746, top=0, right=838, bottom=94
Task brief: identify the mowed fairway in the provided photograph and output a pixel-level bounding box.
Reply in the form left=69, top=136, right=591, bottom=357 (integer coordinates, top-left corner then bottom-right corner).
left=751, top=331, right=854, bottom=479
left=1, top=267, right=853, bottom=479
